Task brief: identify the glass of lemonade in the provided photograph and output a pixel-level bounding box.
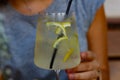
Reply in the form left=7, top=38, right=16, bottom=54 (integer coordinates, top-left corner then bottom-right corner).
left=34, top=13, right=81, bottom=70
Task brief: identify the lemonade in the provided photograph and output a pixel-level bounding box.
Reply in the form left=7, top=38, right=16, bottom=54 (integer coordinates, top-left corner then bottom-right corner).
left=34, top=13, right=81, bottom=70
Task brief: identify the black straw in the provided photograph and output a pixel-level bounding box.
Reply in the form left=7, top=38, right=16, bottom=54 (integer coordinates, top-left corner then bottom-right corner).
left=50, top=48, right=58, bottom=69
left=49, top=34, right=64, bottom=69
left=49, top=0, right=73, bottom=69
left=65, top=0, right=73, bottom=15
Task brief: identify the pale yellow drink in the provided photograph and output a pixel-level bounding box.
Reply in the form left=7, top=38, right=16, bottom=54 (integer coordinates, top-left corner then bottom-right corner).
left=34, top=13, right=81, bottom=70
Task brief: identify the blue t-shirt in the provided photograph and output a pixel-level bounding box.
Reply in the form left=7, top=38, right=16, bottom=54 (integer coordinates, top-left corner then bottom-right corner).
left=0, top=0, right=104, bottom=80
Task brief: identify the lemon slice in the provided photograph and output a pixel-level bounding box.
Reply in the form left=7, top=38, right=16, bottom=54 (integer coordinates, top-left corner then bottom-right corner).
left=46, top=22, right=71, bottom=36
left=55, top=27, right=61, bottom=34
left=53, top=36, right=68, bottom=48
left=46, top=22, right=71, bottom=48
left=63, top=48, right=74, bottom=62
left=61, top=22, right=71, bottom=28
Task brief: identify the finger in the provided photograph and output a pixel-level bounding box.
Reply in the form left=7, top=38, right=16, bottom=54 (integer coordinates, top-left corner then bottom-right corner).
left=67, top=70, right=99, bottom=80
left=81, top=51, right=96, bottom=62
left=66, top=60, right=100, bottom=73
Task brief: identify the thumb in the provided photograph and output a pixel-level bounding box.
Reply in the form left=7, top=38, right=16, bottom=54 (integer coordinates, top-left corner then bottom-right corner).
left=81, top=51, right=96, bottom=62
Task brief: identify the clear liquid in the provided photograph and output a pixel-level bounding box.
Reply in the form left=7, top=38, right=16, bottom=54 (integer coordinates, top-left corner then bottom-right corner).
left=34, top=13, right=81, bottom=70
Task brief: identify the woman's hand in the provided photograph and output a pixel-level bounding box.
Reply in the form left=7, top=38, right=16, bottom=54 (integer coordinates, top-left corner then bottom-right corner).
left=66, top=51, right=100, bottom=80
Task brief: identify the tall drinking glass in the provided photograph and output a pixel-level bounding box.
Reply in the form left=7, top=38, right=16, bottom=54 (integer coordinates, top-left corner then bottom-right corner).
left=34, top=13, right=81, bottom=80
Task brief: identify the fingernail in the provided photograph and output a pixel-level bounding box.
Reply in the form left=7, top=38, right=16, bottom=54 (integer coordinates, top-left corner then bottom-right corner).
left=68, top=74, right=74, bottom=79
left=81, top=52, right=87, bottom=61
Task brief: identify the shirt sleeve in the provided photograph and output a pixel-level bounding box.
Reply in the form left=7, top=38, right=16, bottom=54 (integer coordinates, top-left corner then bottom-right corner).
left=73, top=0, right=105, bottom=32
left=89, top=0, right=105, bottom=23
left=83, top=0, right=105, bottom=31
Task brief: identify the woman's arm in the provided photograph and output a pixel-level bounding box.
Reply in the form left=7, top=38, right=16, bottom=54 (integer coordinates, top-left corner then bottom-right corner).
left=0, top=73, right=3, bottom=80
left=87, top=5, right=109, bottom=80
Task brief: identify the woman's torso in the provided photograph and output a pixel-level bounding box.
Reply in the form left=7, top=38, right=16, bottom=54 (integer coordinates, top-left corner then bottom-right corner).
left=0, top=0, right=104, bottom=80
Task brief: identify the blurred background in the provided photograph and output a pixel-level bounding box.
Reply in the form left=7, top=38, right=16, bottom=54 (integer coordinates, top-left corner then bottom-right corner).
left=0, top=0, right=120, bottom=80
left=104, top=0, right=120, bottom=80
